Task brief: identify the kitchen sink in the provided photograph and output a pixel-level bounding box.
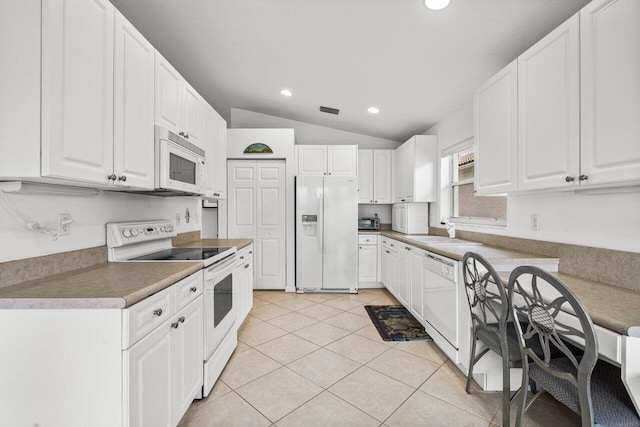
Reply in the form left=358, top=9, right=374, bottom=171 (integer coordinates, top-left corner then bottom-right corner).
left=406, top=236, right=482, bottom=245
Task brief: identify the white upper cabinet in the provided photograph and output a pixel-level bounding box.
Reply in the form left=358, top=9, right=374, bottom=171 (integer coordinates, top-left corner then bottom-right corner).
left=154, top=52, right=204, bottom=149
left=517, top=14, right=580, bottom=191
left=474, top=60, right=518, bottom=195
left=358, top=149, right=393, bottom=204
left=295, top=145, right=357, bottom=176
left=113, top=10, right=155, bottom=189
left=394, top=136, right=438, bottom=203
left=202, top=103, right=227, bottom=199
left=41, top=0, right=115, bottom=184
left=580, top=0, right=640, bottom=187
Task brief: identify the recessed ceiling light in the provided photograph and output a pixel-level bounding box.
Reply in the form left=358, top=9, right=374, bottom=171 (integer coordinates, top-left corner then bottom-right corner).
left=424, top=0, right=450, bottom=11
left=280, top=89, right=292, bottom=97
left=368, top=106, right=380, bottom=114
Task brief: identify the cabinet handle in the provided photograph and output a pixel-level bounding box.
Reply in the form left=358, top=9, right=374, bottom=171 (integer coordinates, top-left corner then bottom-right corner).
left=359, top=246, right=362, bottom=249
left=240, top=256, right=244, bottom=260
left=328, top=172, right=332, bottom=175
left=390, top=244, right=394, bottom=247
left=185, top=134, right=190, bottom=139
left=178, top=316, right=185, bottom=323
left=213, top=192, right=220, bottom=196
left=579, top=174, right=588, bottom=181
left=153, top=309, right=163, bottom=317
left=190, top=286, right=197, bottom=293
left=107, top=174, right=117, bottom=181
left=406, top=247, right=411, bottom=251
left=401, top=199, right=406, bottom=202
left=374, top=200, right=377, bottom=203
left=385, top=250, right=390, bottom=254
left=179, top=131, right=185, bottom=137
left=118, top=175, right=127, bottom=182
left=249, top=251, right=253, bottom=254
left=565, top=176, right=575, bottom=182
left=370, top=200, right=373, bottom=203
left=244, top=264, right=250, bottom=269
left=171, top=322, right=180, bottom=329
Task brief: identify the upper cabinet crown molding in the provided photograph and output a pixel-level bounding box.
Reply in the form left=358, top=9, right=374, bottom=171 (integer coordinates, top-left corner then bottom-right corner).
left=295, top=145, right=357, bottom=176
left=394, top=135, right=438, bottom=203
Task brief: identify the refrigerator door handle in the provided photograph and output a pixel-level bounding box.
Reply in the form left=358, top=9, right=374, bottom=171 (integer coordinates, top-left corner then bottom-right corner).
left=322, top=183, right=327, bottom=255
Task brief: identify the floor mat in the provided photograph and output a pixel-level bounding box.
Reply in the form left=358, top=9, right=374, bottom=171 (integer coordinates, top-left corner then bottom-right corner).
left=364, top=305, right=433, bottom=342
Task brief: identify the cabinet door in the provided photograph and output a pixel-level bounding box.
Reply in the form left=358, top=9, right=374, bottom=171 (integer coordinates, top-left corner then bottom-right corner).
left=327, top=145, right=358, bottom=176
left=41, top=0, right=114, bottom=184
left=125, top=319, right=172, bottom=427
left=517, top=15, right=580, bottom=191
left=410, top=249, right=425, bottom=323
left=401, top=140, right=415, bottom=202
left=182, top=83, right=202, bottom=148
left=382, top=247, right=398, bottom=294
left=202, top=103, right=216, bottom=195
left=358, top=244, right=377, bottom=282
left=373, top=150, right=393, bottom=203
left=474, top=60, right=518, bottom=195
left=358, top=150, right=374, bottom=203
left=296, top=145, right=327, bottom=175
left=394, top=145, right=404, bottom=202
left=396, top=247, right=411, bottom=307
left=212, top=112, right=228, bottom=198
left=397, top=204, right=407, bottom=234
left=113, top=10, right=155, bottom=189
left=580, top=0, right=640, bottom=186
left=227, top=161, right=257, bottom=238
left=155, top=52, right=182, bottom=133
left=172, top=297, right=204, bottom=426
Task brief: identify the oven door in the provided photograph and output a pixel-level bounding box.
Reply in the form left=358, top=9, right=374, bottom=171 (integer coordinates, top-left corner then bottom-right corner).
left=158, top=140, right=205, bottom=194
left=204, top=254, right=237, bottom=359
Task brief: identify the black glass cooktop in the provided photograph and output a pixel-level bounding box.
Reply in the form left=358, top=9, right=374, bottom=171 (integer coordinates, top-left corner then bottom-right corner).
left=131, top=247, right=232, bottom=261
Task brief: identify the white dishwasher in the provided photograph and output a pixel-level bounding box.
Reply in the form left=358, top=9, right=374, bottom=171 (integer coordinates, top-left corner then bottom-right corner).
left=423, top=252, right=458, bottom=353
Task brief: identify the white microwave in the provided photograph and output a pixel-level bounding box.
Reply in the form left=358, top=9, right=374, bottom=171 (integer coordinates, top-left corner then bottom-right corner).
left=155, top=126, right=206, bottom=195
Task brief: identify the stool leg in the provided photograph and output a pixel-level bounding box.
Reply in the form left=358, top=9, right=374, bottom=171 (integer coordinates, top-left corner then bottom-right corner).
left=466, top=326, right=478, bottom=394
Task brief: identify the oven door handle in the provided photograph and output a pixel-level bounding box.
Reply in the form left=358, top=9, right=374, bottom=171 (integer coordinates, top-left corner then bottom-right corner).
left=207, top=255, right=237, bottom=275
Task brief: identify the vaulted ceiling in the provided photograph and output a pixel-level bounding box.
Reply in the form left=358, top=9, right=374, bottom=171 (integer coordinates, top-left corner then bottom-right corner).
left=111, top=0, right=590, bottom=141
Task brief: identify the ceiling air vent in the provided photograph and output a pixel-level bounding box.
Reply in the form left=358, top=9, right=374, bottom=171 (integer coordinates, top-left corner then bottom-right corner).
left=319, top=106, right=340, bottom=115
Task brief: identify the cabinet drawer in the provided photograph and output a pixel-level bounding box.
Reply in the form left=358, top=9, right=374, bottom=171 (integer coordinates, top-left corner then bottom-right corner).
left=123, top=285, right=174, bottom=349
left=236, top=244, right=254, bottom=266
left=174, top=270, right=203, bottom=312
left=382, top=238, right=398, bottom=250
left=358, top=235, right=378, bottom=245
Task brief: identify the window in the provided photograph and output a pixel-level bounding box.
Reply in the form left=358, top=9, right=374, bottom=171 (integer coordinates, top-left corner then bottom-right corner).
left=441, top=138, right=507, bottom=227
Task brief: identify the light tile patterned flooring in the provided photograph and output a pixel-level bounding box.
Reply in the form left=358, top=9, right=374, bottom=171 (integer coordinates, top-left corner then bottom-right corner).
left=179, top=289, right=580, bottom=427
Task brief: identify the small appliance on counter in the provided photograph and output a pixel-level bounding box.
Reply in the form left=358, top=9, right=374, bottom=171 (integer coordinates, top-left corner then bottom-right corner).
left=358, top=215, right=380, bottom=231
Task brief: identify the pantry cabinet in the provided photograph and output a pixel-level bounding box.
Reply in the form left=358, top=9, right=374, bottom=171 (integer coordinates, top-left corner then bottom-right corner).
left=41, top=0, right=115, bottom=185
left=295, top=145, right=357, bottom=176
left=203, top=103, right=228, bottom=199
left=155, top=52, right=203, bottom=149
left=580, top=0, right=640, bottom=187
left=517, top=14, right=580, bottom=191
left=394, top=136, right=438, bottom=203
left=358, top=149, right=393, bottom=204
left=474, top=60, right=518, bottom=196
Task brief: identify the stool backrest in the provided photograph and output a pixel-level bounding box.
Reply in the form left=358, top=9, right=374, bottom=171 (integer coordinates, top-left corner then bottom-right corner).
left=462, top=252, right=509, bottom=330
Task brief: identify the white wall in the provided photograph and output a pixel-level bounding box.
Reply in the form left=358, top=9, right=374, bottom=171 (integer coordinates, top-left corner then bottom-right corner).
left=230, top=108, right=401, bottom=149
left=424, top=100, right=640, bottom=253
left=0, top=189, right=201, bottom=263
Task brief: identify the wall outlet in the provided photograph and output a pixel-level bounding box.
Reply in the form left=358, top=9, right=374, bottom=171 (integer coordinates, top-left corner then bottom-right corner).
left=530, top=214, right=540, bottom=231
left=58, top=213, right=72, bottom=236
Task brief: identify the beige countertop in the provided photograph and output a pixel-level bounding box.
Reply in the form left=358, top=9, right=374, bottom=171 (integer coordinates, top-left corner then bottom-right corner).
left=0, top=262, right=203, bottom=309
left=176, top=238, right=253, bottom=249
left=497, top=271, right=640, bottom=336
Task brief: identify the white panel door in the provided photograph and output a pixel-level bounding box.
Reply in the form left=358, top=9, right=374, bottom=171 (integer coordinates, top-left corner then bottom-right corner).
left=580, top=0, right=640, bottom=186
left=358, top=245, right=377, bottom=282
left=373, top=150, right=393, bottom=203
left=517, top=15, right=580, bottom=191
left=296, top=145, right=327, bottom=175
left=125, top=320, right=172, bottom=427
left=327, top=145, right=358, bottom=176
left=113, top=10, right=155, bottom=189
left=475, top=60, right=518, bottom=195
left=154, top=52, right=182, bottom=133
left=358, top=149, right=374, bottom=203
left=227, top=161, right=257, bottom=239
left=322, top=176, right=358, bottom=290
left=41, top=0, right=114, bottom=184
left=171, top=297, right=204, bottom=426
left=256, top=161, right=286, bottom=289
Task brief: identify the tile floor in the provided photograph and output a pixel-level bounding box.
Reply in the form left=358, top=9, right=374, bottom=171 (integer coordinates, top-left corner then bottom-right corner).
left=178, top=289, right=580, bottom=427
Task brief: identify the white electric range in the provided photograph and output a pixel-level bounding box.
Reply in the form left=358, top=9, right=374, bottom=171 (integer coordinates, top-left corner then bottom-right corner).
left=106, top=220, right=238, bottom=397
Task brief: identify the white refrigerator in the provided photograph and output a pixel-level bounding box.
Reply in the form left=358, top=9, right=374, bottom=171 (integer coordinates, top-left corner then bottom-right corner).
left=296, top=176, right=358, bottom=292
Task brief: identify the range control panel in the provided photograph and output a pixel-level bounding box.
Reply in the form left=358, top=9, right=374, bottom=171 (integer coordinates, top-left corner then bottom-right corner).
left=106, top=220, right=177, bottom=248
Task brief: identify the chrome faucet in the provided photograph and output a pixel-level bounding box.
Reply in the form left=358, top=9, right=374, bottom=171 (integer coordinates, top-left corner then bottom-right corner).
left=440, top=219, right=456, bottom=238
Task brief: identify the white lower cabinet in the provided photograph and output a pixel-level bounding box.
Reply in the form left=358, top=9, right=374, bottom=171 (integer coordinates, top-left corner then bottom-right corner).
left=380, top=238, right=398, bottom=295
left=358, top=235, right=379, bottom=284
left=396, top=245, right=411, bottom=307
left=235, top=244, right=255, bottom=325
left=409, top=247, right=426, bottom=323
